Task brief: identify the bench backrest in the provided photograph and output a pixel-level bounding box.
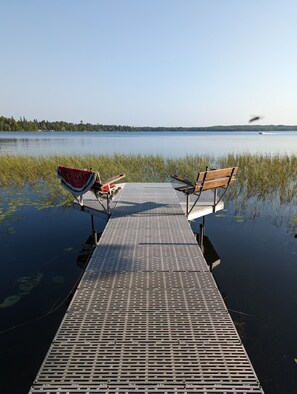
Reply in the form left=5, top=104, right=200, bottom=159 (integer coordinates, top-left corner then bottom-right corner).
left=195, top=167, right=238, bottom=193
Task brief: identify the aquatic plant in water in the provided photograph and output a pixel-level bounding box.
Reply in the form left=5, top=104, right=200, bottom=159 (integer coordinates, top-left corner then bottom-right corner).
left=52, top=275, right=65, bottom=284
left=0, top=273, right=43, bottom=308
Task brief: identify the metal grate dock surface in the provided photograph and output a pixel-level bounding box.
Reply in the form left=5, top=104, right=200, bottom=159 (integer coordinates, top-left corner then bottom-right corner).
left=29, top=183, right=263, bottom=393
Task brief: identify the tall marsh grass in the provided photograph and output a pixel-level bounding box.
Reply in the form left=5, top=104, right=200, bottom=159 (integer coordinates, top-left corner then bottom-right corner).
left=219, top=153, right=297, bottom=203
left=0, top=153, right=296, bottom=229
left=0, top=154, right=213, bottom=186
left=1, top=153, right=296, bottom=199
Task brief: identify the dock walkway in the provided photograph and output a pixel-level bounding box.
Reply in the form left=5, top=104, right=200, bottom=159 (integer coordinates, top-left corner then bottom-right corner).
left=29, top=183, right=263, bottom=393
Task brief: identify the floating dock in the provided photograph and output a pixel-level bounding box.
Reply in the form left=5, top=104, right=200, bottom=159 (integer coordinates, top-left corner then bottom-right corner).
left=29, top=183, right=263, bottom=393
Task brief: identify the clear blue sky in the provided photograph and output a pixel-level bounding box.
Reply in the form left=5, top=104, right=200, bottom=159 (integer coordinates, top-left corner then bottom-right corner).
left=1, top=0, right=297, bottom=127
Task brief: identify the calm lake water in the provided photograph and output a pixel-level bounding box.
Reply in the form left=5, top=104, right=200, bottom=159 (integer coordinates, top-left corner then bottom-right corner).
left=0, top=131, right=297, bottom=394
left=1, top=130, right=297, bottom=156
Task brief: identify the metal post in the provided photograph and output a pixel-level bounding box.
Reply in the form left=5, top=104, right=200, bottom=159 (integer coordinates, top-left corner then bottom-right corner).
left=213, top=188, right=217, bottom=212
left=198, top=223, right=204, bottom=253
left=198, top=216, right=205, bottom=253
left=91, top=214, right=97, bottom=244
left=107, top=193, right=110, bottom=214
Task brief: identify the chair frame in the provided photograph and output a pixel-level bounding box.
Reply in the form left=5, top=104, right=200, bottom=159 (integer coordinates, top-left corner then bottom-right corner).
left=57, top=165, right=125, bottom=215
left=90, top=173, right=125, bottom=214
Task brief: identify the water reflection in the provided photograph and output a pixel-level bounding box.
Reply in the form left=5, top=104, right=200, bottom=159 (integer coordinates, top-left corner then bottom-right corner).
left=200, top=235, right=221, bottom=271
left=76, top=232, right=102, bottom=268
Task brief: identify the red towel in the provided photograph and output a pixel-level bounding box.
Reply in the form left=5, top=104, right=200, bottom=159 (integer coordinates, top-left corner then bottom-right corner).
left=57, top=166, right=98, bottom=196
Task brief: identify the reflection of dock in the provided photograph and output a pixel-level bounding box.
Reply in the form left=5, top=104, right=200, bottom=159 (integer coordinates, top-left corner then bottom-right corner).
left=29, top=183, right=263, bottom=393
left=200, top=235, right=221, bottom=271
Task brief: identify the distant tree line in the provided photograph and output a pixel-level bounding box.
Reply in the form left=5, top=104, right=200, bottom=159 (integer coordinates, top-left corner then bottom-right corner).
left=0, top=116, right=135, bottom=132
left=0, top=115, right=297, bottom=132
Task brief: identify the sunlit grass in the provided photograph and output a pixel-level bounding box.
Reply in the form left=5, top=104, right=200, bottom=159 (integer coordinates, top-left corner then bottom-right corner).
left=1, top=152, right=296, bottom=199
left=0, top=153, right=296, bottom=230
left=218, top=153, right=297, bottom=203
left=0, top=153, right=213, bottom=186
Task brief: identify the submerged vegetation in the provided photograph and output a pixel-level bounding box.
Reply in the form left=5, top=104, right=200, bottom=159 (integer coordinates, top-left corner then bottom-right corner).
left=0, top=273, right=43, bottom=309
left=0, top=153, right=296, bottom=231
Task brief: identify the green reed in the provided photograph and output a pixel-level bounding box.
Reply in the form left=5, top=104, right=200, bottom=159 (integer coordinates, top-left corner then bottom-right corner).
left=0, top=154, right=213, bottom=186
left=1, top=153, right=297, bottom=197
left=218, top=153, right=297, bottom=203
left=0, top=153, right=296, bottom=229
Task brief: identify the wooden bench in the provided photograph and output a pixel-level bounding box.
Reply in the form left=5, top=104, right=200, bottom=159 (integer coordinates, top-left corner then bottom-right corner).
left=171, top=167, right=238, bottom=217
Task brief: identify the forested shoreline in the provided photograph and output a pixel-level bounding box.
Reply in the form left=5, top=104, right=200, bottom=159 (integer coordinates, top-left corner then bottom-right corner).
left=0, top=115, right=297, bottom=132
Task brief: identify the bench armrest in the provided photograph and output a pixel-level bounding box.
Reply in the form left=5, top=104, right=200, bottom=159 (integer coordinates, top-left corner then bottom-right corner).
left=104, top=173, right=126, bottom=185
left=171, top=174, right=194, bottom=187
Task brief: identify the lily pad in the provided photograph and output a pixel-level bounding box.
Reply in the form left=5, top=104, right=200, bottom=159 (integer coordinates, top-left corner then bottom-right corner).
left=0, top=273, right=44, bottom=309
left=17, top=276, right=32, bottom=283
left=234, top=215, right=245, bottom=223
left=0, top=294, right=22, bottom=309
left=16, top=291, right=30, bottom=296
left=64, top=247, right=74, bottom=252
left=17, top=272, right=43, bottom=292
left=8, top=226, right=16, bottom=234
left=52, top=275, right=65, bottom=284
left=30, top=272, right=43, bottom=285
left=19, top=282, right=34, bottom=292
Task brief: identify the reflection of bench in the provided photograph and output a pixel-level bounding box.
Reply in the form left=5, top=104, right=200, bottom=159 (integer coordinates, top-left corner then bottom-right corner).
left=57, top=166, right=125, bottom=213
left=171, top=167, right=238, bottom=217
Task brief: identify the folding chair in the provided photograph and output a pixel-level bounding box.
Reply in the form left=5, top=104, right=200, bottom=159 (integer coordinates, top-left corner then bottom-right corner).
left=57, top=165, right=125, bottom=214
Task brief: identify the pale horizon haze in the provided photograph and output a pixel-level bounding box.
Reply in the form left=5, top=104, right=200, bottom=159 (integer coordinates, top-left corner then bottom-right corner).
left=1, top=0, right=297, bottom=127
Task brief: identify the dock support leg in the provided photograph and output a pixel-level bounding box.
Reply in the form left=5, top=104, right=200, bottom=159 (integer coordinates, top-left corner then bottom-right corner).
left=107, top=195, right=110, bottom=214
left=91, top=215, right=97, bottom=244
left=198, top=216, right=205, bottom=253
